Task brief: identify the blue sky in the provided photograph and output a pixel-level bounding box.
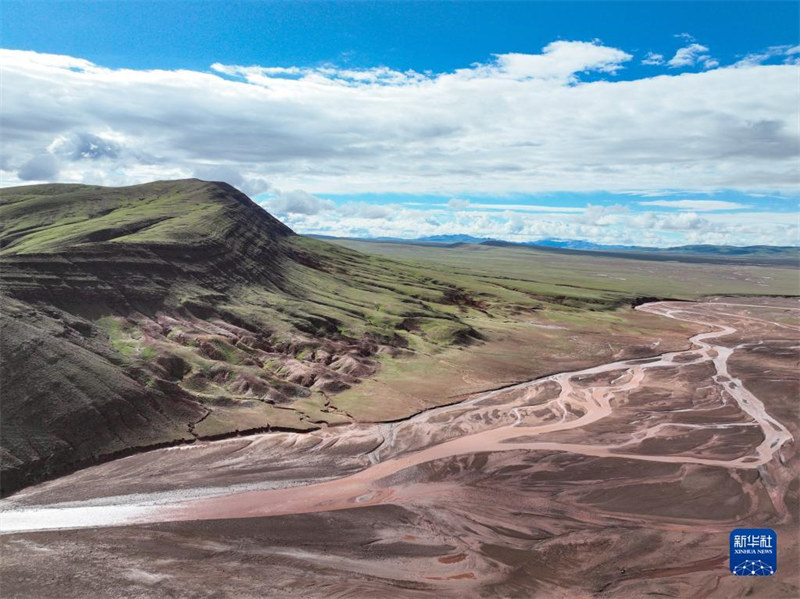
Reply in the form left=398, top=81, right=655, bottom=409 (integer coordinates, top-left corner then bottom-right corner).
left=3, top=1, right=797, bottom=75
left=1, top=1, right=798, bottom=246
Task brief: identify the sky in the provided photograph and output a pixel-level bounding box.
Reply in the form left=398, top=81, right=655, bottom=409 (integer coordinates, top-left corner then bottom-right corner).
left=1, top=0, right=798, bottom=247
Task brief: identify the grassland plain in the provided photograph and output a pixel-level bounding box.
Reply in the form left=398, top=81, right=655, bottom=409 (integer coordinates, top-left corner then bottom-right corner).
left=327, top=238, right=798, bottom=419
left=0, top=179, right=796, bottom=495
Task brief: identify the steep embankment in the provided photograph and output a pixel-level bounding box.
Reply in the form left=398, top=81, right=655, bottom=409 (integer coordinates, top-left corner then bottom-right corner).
left=0, top=180, right=488, bottom=494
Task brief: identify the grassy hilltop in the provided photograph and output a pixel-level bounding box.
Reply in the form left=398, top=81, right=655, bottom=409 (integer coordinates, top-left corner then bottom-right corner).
left=1, top=179, right=796, bottom=494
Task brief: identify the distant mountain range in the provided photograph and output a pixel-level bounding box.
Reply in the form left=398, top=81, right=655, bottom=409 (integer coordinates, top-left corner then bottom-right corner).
left=309, top=234, right=798, bottom=268
left=314, top=233, right=799, bottom=256
left=416, top=235, right=637, bottom=250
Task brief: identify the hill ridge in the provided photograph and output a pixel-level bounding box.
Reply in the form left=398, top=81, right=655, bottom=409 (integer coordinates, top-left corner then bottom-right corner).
left=0, top=180, right=482, bottom=494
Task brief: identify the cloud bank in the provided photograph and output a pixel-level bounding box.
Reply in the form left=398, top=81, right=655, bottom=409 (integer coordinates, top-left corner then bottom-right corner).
left=265, top=199, right=798, bottom=248
left=1, top=41, right=797, bottom=196
left=1, top=40, right=797, bottom=246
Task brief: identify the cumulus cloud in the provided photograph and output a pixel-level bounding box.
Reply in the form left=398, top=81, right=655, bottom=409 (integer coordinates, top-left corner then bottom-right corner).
left=277, top=203, right=798, bottom=247
left=734, top=44, right=800, bottom=67
left=213, top=40, right=632, bottom=86
left=49, top=132, right=121, bottom=160
left=666, top=35, right=718, bottom=69
left=667, top=42, right=717, bottom=69
left=641, top=52, right=665, bottom=66
left=262, top=190, right=335, bottom=215
left=488, top=41, right=632, bottom=80
left=576, top=204, right=628, bottom=225
left=0, top=42, right=797, bottom=199
left=633, top=211, right=709, bottom=231
left=192, top=164, right=272, bottom=196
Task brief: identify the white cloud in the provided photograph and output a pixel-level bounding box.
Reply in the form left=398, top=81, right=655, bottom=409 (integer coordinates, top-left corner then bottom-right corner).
left=338, top=202, right=393, bottom=219
left=262, top=190, right=335, bottom=215
left=576, top=204, right=628, bottom=225
left=634, top=211, right=709, bottom=231
left=278, top=205, right=798, bottom=247
left=447, top=198, right=470, bottom=210
left=257, top=191, right=797, bottom=247
left=0, top=42, right=797, bottom=200
left=212, top=41, right=631, bottom=87
left=667, top=43, right=717, bottom=69
left=489, top=41, right=632, bottom=80
left=261, top=192, right=398, bottom=220
left=641, top=52, right=664, bottom=66
left=638, top=199, right=749, bottom=211
left=734, top=44, right=800, bottom=68
left=192, top=164, right=272, bottom=196
left=49, top=132, right=121, bottom=160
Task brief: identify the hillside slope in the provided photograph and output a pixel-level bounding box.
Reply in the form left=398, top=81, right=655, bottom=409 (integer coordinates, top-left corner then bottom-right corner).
left=0, top=180, right=487, bottom=494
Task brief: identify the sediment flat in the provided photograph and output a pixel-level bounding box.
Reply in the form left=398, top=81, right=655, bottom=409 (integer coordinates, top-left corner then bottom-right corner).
left=1, top=298, right=798, bottom=598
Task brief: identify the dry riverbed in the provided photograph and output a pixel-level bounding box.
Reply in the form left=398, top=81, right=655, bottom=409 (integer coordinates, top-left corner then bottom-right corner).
left=1, top=298, right=798, bottom=598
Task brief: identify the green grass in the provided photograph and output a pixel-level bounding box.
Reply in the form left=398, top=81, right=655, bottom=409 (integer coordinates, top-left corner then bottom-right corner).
left=0, top=179, right=278, bottom=255
left=95, top=316, right=138, bottom=357
left=4, top=181, right=794, bottom=379
left=327, top=239, right=799, bottom=301
left=95, top=315, right=159, bottom=360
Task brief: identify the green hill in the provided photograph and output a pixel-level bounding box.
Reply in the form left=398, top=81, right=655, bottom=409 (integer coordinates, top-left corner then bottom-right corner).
left=0, top=180, right=482, bottom=493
